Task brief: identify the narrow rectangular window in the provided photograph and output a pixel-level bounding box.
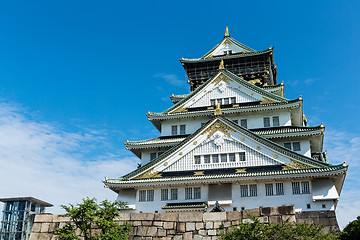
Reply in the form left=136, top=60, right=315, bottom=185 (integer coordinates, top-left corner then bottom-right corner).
left=231, top=97, right=236, bottom=104
left=265, top=183, right=274, bottom=196
left=139, top=190, right=146, bottom=202
left=204, top=155, right=211, bottom=163
left=212, top=154, right=219, bottom=163
left=273, top=116, right=280, bottom=127
left=194, top=155, right=201, bottom=165
left=147, top=190, right=154, bottom=201
left=180, top=125, right=186, bottom=135
left=171, top=189, right=178, bottom=200
left=249, top=184, right=257, bottom=197
left=217, top=99, right=222, bottom=105
left=229, top=153, right=236, bottom=162
left=275, top=183, right=284, bottom=195
left=239, top=152, right=246, bottom=161
left=263, top=117, right=270, bottom=128
left=224, top=98, right=229, bottom=105
left=210, top=99, right=216, bottom=106
left=284, top=143, right=292, bottom=150
left=194, top=187, right=201, bottom=199
left=221, top=154, right=227, bottom=162
left=185, top=188, right=193, bottom=199
left=301, top=181, right=310, bottom=194
left=292, top=182, right=301, bottom=195
left=171, top=125, right=177, bottom=135
left=240, top=185, right=249, bottom=197
left=293, top=142, right=301, bottom=151
left=240, top=119, right=247, bottom=129
left=150, top=153, right=157, bottom=161
left=161, top=189, right=168, bottom=201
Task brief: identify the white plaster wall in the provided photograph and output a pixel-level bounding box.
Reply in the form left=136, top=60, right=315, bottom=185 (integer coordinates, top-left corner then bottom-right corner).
left=118, top=179, right=336, bottom=213
left=271, top=139, right=311, bottom=157
left=141, top=148, right=169, bottom=165
left=160, top=110, right=292, bottom=136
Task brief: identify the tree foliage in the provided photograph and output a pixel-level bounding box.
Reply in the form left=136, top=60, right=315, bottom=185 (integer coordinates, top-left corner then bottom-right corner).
left=54, top=198, right=132, bottom=240
left=339, top=216, right=360, bottom=240
left=219, top=214, right=338, bottom=240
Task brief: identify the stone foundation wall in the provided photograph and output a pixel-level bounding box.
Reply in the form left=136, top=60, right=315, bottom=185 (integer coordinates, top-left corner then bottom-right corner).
left=29, top=206, right=339, bottom=240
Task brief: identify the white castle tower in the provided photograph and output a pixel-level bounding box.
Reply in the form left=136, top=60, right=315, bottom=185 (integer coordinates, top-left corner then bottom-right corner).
left=104, top=27, right=347, bottom=214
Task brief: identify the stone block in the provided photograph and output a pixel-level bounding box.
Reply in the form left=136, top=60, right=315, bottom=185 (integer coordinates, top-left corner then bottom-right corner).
left=145, top=237, right=152, bottom=240
left=163, top=222, right=174, bottom=229
left=161, top=238, right=171, bottom=240
left=131, top=213, right=154, bottom=221
left=196, top=222, right=204, bottom=230
left=223, top=221, right=231, bottom=227
left=137, top=226, right=148, bottom=235
left=38, top=233, right=52, bottom=239
left=277, top=205, right=295, bottom=215
left=186, top=222, right=195, bottom=231
left=269, top=215, right=281, bottom=224
left=211, top=237, right=219, bottom=240
left=142, top=221, right=153, bottom=226
left=133, top=237, right=142, bottom=240
left=183, top=232, right=193, bottom=240
left=29, top=233, right=40, bottom=240
left=198, top=230, right=206, bottom=235
left=54, top=216, right=71, bottom=222
left=154, top=213, right=179, bottom=222
left=173, top=235, right=182, bottom=240
left=34, top=214, right=54, bottom=223
left=40, top=223, right=50, bottom=233
left=157, top=229, right=167, bottom=237
left=167, top=229, right=175, bottom=235
left=259, top=216, right=269, bottom=223
left=147, top=227, right=158, bottom=236
left=213, top=222, right=222, bottom=229
left=207, top=230, right=217, bottom=236
left=31, top=223, right=42, bottom=233
left=242, top=218, right=254, bottom=223
left=179, top=212, right=203, bottom=222
left=205, top=222, right=213, bottom=229
left=153, top=221, right=163, bottom=227
left=117, top=213, right=131, bottom=221
left=133, top=221, right=142, bottom=226
left=231, top=220, right=238, bottom=225
left=245, top=208, right=260, bottom=217
left=281, top=215, right=296, bottom=222
left=203, top=212, right=226, bottom=222
left=177, top=222, right=186, bottom=232
left=226, top=211, right=241, bottom=221
left=193, top=235, right=203, bottom=240
left=202, top=237, right=211, bottom=240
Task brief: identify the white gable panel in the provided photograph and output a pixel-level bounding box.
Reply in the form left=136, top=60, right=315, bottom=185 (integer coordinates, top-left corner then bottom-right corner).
left=163, top=134, right=280, bottom=172
left=212, top=42, right=247, bottom=57
left=188, top=83, right=258, bottom=108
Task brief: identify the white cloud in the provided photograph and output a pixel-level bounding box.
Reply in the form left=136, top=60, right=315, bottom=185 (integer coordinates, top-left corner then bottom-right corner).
left=324, top=128, right=360, bottom=229
left=154, top=73, right=186, bottom=87
left=0, top=102, right=137, bottom=217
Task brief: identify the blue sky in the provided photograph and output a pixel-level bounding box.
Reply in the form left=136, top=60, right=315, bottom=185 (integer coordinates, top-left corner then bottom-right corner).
left=0, top=0, right=359, bottom=229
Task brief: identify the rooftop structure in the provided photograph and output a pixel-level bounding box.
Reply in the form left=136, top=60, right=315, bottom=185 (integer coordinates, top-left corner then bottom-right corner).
left=105, top=27, right=347, bottom=215
left=0, top=197, right=52, bottom=240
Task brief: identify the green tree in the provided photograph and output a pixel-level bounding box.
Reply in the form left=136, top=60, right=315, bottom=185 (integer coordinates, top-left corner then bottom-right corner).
left=219, top=214, right=338, bottom=240
left=339, top=216, right=360, bottom=240
left=55, top=198, right=132, bottom=240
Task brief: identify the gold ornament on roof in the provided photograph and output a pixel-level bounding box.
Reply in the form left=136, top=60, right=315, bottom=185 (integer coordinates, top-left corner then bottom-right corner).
left=214, top=103, right=222, bottom=116
left=201, top=120, right=233, bottom=139
left=224, top=26, right=230, bottom=37
left=194, top=171, right=205, bottom=176
left=219, top=59, right=225, bottom=70
left=235, top=168, right=247, bottom=173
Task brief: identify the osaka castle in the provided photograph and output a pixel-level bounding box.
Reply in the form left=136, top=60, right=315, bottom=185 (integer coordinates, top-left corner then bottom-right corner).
left=104, top=27, right=347, bottom=213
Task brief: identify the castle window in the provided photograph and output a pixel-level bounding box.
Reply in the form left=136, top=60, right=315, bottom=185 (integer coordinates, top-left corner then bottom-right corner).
left=292, top=142, right=301, bottom=151
left=263, top=117, right=270, bottom=128
left=273, top=116, right=280, bottom=127
left=275, top=183, right=284, bottom=195
left=194, top=155, right=201, bottom=165
left=231, top=97, right=236, bottom=104
left=224, top=98, right=229, bottom=105
left=212, top=154, right=219, bottom=163
left=210, top=99, right=216, bottom=106
left=139, top=190, right=146, bottom=202
left=194, top=187, right=201, bottom=199
left=292, top=181, right=310, bottom=194
left=221, top=154, right=227, bottom=162
left=307, top=204, right=311, bottom=209
left=249, top=184, right=257, bottom=197
left=171, top=125, right=177, bottom=135
left=147, top=190, right=154, bottom=201
left=284, top=143, right=292, bottom=150
left=180, top=125, right=186, bottom=135
left=171, top=189, right=178, bottom=200
left=322, top=204, right=326, bottom=209
left=229, top=153, right=236, bottom=162
left=240, top=185, right=249, bottom=197
left=204, top=155, right=211, bottom=163
left=240, top=119, right=247, bottom=129
left=185, top=188, right=193, bottom=199
left=150, top=153, right=157, bottom=161
left=239, top=152, right=246, bottom=161
left=265, top=183, right=274, bottom=196
left=161, top=189, right=168, bottom=201
left=185, top=187, right=201, bottom=199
